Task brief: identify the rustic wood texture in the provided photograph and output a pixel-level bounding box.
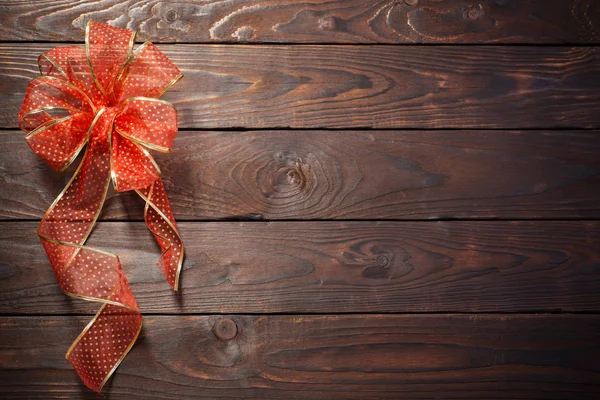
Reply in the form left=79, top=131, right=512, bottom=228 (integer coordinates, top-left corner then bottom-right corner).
left=2, top=129, right=599, bottom=221
left=1, top=314, right=599, bottom=399
left=1, top=0, right=599, bottom=44
left=2, top=221, right=599, bottom=314
left=2, top=45, right=600, bottom=129
left=2, top=2, right=600, bottom=398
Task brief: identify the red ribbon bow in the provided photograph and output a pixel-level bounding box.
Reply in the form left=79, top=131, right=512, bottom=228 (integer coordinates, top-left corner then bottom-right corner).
left=18, top=21, right=184, bottom=393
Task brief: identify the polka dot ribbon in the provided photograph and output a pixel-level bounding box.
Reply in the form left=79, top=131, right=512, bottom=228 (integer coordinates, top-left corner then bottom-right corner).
left=18, top=21, right=184, bottom=393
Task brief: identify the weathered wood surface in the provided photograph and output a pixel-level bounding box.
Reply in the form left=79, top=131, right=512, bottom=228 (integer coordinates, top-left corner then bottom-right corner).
left=1, top=314, right=599, bottom=399
left=2, top=129, right=599, bottom=221
left=1, top=0, right=599, bottom=44
left=2, top=2, right=600, bottom=398
left=2, top=45, right=600, bottom=129
left=2, top=221, right=599, bottom=314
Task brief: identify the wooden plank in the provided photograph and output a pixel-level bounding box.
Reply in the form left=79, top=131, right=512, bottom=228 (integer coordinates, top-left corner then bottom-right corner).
left=1, top=314, right=599, bottom=399
left=1, top=0, right=599, bottom=44
left=2, top=129, right=600, bottom=221
left=2, top=45, right=600, bottom=129
left=1, top=221, right=599, bottom=314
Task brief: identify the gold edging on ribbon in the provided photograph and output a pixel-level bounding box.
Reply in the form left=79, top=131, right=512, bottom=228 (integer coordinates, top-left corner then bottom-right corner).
left=38, top=53, right=69, bottom=80
left=158, top=73, right=184, bottom=98
left=113, top=97, right=178, bottom=153
left=121, top=96, right=176, bottom=109
left=21, top=106, right=78, bottom=122
left=59, top=144, right=86, bottom=172
left=109, top=117, right=119, bottom=191
left=113, top=41, right=151, bottom=96
left=124, top=41, right=150, bottom=73
left=79, top=110, right=117, bottom=246
left=85, top=21, right=107, bottom=96
left=22, top=113, right=87, bottom=173
left=27, top=22, right=184, bottom=392
left=61, top=107, right=109, bottom=172
left=121, top=29, right=137, bottom=78
left=135, top=186, right=184, bottom=291
left=85, top=107, right=108, bottom=139
left=37, top=109, right=114, bottom=268
left=110, top=27, right=137, bottom=96
left=98, top=315, right=142, bottom=392
left=109, top=116, right=162, bottom=192
left=85, top=20, right=137, bottom=97
left=39, top=234, right=118, bottom=260
left=65, top=303, right=107, bottom=359
left=141, top=185, right=183, bottom=291
left=136, top=143, right=162, bottom=174
left=114, top=126, right=171, bottom=153
left=63, top=302, right=142, bottom=394
left=131, top=41, right=151, bottom=61
left=38, top=153, right=88, bottom=231
left=36, top=106, right=141, bottom=391
left=32, top=76, right=98, bottom=114
left=23, top=115, right=73, bottom=140
left=64, top=291, right=137, bottom=312
left=37, top=108, right=121, bottom=302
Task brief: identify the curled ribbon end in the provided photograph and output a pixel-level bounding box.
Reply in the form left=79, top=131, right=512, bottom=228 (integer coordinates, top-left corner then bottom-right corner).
left=161, top=250, right=183, bottom=292
left=172, top=258, right=183, bottom=292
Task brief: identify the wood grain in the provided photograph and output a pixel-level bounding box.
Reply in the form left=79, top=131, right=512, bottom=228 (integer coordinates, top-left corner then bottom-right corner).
left=2, top=45, right=600, bottom=129
left=2, top=129, right=600, bottom=221
left=1, top=221, right=599, bottom=314
left=2, top=2, right=599, bottom=399
left=1, top=0, right=599, bottom=44
left=1, top=314, right=599, bottom=399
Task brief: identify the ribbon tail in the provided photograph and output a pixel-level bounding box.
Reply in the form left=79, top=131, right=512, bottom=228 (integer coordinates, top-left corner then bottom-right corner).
left=37, top=109, right=141, bottom=393
left=136, top=179, right=184, bottom=290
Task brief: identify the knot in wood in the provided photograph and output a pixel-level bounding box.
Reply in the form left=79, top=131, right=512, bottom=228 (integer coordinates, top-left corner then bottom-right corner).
left=287, top=169, right=302, bottom=185
left=318, top=16, right=340, bottom=31
left=213, top=318, right=238, bottom=341
left=404, top=0, right=418, bottom=6
left=467, top=8, right=481, bottom=20
left=266, top=153, right=307, bottom=195
left=165, top=9, right=179, bottom=23
left=376, top=254, right=390, bottom=267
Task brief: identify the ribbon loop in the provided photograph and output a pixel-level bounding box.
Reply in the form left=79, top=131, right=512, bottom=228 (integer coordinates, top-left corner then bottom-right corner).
left=19, top=76, right=96, bottom=123
left=24, top=111, right=91, bottom=171
left=39, top=46, right=106, bottom=107
left=86, top=21, right=135, bottom=99
left=115, top=42, right=183, bottom=102
left=114, top=97, right=178, bottom=152
left=19, top=21, right=183, bottom=393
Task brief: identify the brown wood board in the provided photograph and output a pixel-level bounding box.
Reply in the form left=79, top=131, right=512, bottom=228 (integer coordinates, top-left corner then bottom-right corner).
left=2, top=45, right=600, bottom=129
left=1, top=314, right=599, bottom=399
left=1, top=0, right=599, bottom=44
left=2, top=2, right=600, bottom=398
left=2, top=129, right=600, bottom=221
left=1, top=221, right=599, bottom=314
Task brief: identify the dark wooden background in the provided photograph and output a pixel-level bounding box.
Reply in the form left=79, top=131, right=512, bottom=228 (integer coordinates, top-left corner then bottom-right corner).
left=1, top=1, right=600, bottom=399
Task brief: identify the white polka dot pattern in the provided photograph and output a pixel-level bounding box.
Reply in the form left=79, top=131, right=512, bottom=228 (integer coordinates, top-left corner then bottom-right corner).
left=17, top=21, right=184, bottom=394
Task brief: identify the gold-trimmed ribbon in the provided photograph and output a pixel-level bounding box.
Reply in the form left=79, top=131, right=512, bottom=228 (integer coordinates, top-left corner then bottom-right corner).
left=18, top=21, right=184, bottom=393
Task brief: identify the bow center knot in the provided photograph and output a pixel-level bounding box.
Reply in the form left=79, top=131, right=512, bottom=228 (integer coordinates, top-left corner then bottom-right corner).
left=89, top=107, right=119, bottom=144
